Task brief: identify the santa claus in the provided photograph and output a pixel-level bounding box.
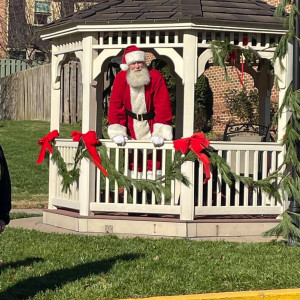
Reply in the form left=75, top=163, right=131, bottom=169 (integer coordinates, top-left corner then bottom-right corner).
left=107, top=45, right=173, bottom=147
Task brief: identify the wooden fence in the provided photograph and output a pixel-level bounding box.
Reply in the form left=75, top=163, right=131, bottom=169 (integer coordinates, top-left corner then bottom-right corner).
left=0, top=61, right=82, bottom=123
left=0, top=59, right=34, bottom=78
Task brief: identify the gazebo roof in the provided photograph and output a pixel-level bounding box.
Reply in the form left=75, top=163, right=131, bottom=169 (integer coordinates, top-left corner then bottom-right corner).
left=40, top=0, right=284, bottom=36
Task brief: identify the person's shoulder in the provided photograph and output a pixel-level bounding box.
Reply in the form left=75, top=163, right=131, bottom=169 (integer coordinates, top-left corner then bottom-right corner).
left=115, top=70, right=127, bottom=80
left=149, top=68, right=164, bottom=80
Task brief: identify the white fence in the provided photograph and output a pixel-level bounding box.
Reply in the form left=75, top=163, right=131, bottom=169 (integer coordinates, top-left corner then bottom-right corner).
left=50, top=140, right=285, bottom=218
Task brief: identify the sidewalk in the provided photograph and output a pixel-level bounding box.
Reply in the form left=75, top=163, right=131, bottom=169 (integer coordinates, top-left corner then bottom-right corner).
left=8, top=209, right=80, bottom=235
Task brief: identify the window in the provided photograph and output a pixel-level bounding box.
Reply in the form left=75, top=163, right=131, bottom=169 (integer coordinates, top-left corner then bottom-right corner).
left=8, top=51, right=26, bottom=60
left=34, top=1, right=51, bottom=25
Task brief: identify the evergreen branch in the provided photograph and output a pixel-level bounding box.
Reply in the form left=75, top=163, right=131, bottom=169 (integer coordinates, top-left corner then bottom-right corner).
left=264, top=211, right=300, bottom=242
left=208, top=151, right=282, bottom=202
left=274, top=0, right=290, bottom=18
left=51, top=146, right=80, bottom=193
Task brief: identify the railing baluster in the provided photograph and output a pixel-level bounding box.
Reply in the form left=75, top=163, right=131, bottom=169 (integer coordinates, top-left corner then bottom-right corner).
left=244, top=150, right=250, bottom=206
left=151, top=149, right=157, bottom=204
left=226, top=150, right=231, bottom=207
left=142, top=149, right=147, bottom=204
left=114, top=148, right=120, bottom=203
left=161, top=149, right=167, bottom=205
left=133, top=148, right=138, bottom=204
left=105, top=148, right=111, bottom=203
left=252, top=150, right=259, bottom=206
left=216, top=150, right=222, bottom=207
left=124, top=148, right=129, bottom=204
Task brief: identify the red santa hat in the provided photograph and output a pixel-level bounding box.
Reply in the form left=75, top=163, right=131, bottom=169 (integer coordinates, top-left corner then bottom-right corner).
left=120, top=45, right=145, bottom=71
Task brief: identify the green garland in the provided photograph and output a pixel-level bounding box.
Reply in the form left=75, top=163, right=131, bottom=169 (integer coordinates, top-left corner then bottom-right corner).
left=45, top=138, right=280, bottom=205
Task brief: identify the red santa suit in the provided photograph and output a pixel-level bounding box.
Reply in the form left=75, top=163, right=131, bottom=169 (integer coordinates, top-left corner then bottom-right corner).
left=107, top=68, right=173, bottom=141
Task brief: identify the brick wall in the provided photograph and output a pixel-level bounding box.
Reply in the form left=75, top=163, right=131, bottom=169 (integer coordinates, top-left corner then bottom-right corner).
left=0, top=0, right=7, bottom=58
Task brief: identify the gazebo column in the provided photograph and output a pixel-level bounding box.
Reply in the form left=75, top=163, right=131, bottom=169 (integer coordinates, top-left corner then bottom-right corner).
left=257, top=64, right=272, bottom=128
left=78, top=33, right=98, bottom=217
left=175, top=76, right=184, bottom=139
left=48, top=44, right=64, bottom=209
left=180, top=30, right=198, bottom=220
left=276, top=43, right=293, bottom=212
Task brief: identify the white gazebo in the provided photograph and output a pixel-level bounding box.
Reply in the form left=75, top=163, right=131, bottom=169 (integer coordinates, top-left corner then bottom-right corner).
left=39, top=0, right=290, bottom=238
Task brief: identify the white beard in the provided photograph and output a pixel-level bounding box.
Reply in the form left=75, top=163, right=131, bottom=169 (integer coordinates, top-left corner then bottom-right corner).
left=126, top=67, right=150, bottom=87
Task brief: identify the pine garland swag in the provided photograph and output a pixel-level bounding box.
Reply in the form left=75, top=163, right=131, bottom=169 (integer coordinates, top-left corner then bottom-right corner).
left=39, top=135, right=281, bottom=205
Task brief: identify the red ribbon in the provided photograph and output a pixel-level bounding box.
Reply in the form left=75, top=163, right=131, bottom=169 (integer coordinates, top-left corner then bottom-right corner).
left=71, top=131, right=108, bottom=177
left=36, top=130, right=59, bottom=164
left=227, top=50, right=244, bottom=86
left=173, top=133, right=211, bottom=184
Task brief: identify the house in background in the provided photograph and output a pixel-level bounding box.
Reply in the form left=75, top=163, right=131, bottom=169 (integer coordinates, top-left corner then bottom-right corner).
left=0, top=0, right=99, bottom=61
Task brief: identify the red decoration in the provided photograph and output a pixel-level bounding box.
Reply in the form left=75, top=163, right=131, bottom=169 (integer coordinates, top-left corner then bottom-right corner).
left=36, top=130, right=59, bottom=164
left=71, top=131, right=108, bottom=177
left=173, top=133, right=211, bottom=184
left=227, top=50, right=245, bottom=86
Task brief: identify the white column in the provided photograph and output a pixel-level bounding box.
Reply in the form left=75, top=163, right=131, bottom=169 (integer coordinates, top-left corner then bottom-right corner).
left=277, top=43, right=293, bottom=142
left=180, top=31, right=198, bottom=221
left=48, top=43, right=63, bottom=209
left=276, top=43, right=293, bottom=213
left=78, top=33, right=98, bottom=216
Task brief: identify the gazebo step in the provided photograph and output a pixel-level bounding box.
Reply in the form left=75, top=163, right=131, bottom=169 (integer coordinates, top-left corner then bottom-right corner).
left=43, top=209, right=280, bottom=240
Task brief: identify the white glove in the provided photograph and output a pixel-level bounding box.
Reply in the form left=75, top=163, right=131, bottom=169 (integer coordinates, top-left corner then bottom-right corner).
left=112, top=135, right=128, bottom=146
left=151, top=136, right=164, bottom=147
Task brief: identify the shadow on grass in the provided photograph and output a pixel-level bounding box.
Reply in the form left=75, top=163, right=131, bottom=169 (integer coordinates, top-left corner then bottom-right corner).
left=0, top=257, right=44, bottom=274
left=0, top=253, right=141, bottom=300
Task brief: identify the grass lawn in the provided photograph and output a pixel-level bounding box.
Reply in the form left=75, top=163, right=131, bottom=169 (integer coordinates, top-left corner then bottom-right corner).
left=0, top=228, right=300, bottom=300
left=0, top=120, right=81, bottom=208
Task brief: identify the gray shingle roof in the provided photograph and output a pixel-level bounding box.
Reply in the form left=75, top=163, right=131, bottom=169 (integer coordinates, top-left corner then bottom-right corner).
left=41, top=0, right=284, bottom=34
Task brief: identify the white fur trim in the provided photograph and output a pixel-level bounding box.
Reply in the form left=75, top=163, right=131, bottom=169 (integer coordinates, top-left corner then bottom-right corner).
left=152, top=123, right=173, bottom=140
left=120, top=64, right=128, bottom=71
left=107, top=124, right=128, bottom=139
left=125, top=51, right=145, bottom=65
left=130, top=86, right=151, bottom=140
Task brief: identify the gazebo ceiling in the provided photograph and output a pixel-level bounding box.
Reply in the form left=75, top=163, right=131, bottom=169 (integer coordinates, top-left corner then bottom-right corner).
left=40, top=0, right=284, bottom=37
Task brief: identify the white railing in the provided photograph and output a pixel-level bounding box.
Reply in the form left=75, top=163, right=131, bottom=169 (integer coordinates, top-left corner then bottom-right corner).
left=194, top=141, right=284, bottom=216
left=50, top=139, right=285, bottom=217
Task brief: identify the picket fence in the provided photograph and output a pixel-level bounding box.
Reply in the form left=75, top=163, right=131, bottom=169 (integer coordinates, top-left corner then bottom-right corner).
left=0, top=59, right=32, bottom=78
left=0, top=61, right=82, bottom=123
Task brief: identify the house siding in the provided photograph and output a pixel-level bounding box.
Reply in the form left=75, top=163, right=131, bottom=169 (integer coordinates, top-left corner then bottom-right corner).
left=0, top=0, right=7, bottom=58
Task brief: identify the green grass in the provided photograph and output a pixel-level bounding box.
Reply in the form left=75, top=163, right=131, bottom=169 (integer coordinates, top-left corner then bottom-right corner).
left=0, top=228, right=299, bottom=299
left=10, top=212, right=42, bottom=220
left=0, top=120, right=81, bottom=207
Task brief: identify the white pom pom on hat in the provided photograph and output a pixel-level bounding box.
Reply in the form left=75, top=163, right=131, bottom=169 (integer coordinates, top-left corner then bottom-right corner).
left=120, top=45, right=145, bottom=71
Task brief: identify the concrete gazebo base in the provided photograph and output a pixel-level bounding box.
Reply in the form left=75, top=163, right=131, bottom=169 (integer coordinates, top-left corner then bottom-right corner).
left=43, top=209, right=280, bottom=239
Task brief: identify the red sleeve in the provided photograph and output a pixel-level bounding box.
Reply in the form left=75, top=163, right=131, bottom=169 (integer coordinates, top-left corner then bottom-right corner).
left=108, top=72, right=127, bottom=127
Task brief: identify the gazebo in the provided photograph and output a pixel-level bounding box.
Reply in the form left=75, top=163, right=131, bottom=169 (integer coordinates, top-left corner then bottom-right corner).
left=39, top=0, right=290, bottom=238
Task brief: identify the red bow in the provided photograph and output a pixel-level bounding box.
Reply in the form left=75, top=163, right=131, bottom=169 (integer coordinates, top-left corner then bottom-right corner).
left=36, top=130, right=59, bottom=164
left=71, top=131, right=108, bottom=177
left=173, top=133, right=211, bottom=184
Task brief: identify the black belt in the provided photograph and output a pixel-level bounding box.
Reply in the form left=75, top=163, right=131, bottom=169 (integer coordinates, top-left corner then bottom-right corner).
left=125, top=108, right=155, bottom=121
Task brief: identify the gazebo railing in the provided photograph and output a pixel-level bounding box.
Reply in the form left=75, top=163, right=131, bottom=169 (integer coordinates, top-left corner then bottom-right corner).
left=50, top=139, right=284, bottom=217
left=195, top=141, right=284, bottom=216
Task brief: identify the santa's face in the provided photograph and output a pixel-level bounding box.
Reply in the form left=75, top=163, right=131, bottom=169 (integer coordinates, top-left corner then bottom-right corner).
left=129, top=61, right=144, bottom=71
left=126, top=62, right=150, bottom=87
